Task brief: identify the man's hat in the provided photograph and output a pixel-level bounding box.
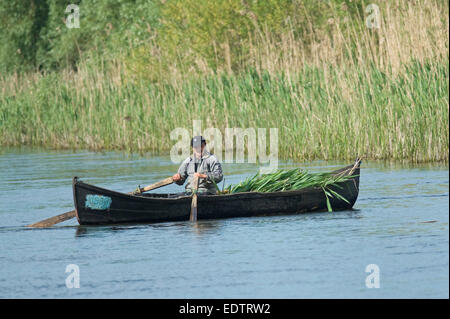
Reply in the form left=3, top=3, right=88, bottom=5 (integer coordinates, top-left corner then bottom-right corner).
left=191, top=136, right=206, bottom=147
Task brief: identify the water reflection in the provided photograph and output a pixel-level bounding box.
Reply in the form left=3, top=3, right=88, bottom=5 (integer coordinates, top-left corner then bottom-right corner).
left=190, top=220, right=221, bottom=236
left=74, top=219, right=222, bottom=237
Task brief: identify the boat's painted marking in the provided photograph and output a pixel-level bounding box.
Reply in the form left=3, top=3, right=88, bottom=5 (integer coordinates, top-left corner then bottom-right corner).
left=85, top=194, right=112, bottom=210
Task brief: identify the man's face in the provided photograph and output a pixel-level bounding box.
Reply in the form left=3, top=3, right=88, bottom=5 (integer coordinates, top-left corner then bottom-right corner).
left=193, top=143, right=205, bottom=157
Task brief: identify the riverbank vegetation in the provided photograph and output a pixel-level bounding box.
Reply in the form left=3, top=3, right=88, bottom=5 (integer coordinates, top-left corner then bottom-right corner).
left=0, top=0, right=448, bottom=162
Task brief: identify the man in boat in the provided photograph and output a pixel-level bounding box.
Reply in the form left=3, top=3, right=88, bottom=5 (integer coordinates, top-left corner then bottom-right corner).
left=172, top=136, right=223, bottom=195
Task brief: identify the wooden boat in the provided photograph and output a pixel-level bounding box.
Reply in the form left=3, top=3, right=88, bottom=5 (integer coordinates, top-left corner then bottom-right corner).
left=72, top=159, right=361, bottom=225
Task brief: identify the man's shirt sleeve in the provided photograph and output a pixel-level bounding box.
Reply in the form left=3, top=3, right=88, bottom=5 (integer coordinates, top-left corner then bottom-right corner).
left=176, top=158, right=190, bottom=185
left=206, top=156, right=223, bottom=183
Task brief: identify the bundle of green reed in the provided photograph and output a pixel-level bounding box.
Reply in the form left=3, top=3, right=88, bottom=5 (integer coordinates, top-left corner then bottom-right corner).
left=217, top=168, right=355, bottom=212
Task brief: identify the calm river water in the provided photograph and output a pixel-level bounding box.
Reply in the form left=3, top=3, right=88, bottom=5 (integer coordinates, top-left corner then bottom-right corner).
left=0, top=148, right=448, bottom=298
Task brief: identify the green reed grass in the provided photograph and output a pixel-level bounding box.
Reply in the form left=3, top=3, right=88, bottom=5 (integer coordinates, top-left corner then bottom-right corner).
left=0, top=59, right=447, bottom=162
left=220, top=168, right=355, bottom=212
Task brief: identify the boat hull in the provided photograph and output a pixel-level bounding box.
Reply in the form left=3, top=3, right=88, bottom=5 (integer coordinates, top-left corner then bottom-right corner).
left=73, top=160, right=361, bottom=225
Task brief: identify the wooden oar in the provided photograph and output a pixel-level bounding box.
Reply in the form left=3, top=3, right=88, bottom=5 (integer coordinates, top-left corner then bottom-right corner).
left=134, top=177, right=174, bottom=194
left=189, top=175, right=200, bottom=222
left=27, top=177, right=174, bottom=228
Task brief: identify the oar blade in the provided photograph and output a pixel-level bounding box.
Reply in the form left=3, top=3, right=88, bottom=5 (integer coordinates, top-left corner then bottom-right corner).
left=190, top=195, right=198, bottom=222
left=189, top=176, right=200, bottom=222
left=27, top=210, right=76, bottom=228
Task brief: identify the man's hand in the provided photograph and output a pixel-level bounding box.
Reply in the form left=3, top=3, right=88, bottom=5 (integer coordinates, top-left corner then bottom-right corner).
left=172, top=173, right=181, bottom=182
left=194, top=172, right=207, bottom=179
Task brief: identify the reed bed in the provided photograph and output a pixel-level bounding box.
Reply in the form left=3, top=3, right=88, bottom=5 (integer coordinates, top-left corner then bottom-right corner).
left=0, top=0, right=448, bottom=163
